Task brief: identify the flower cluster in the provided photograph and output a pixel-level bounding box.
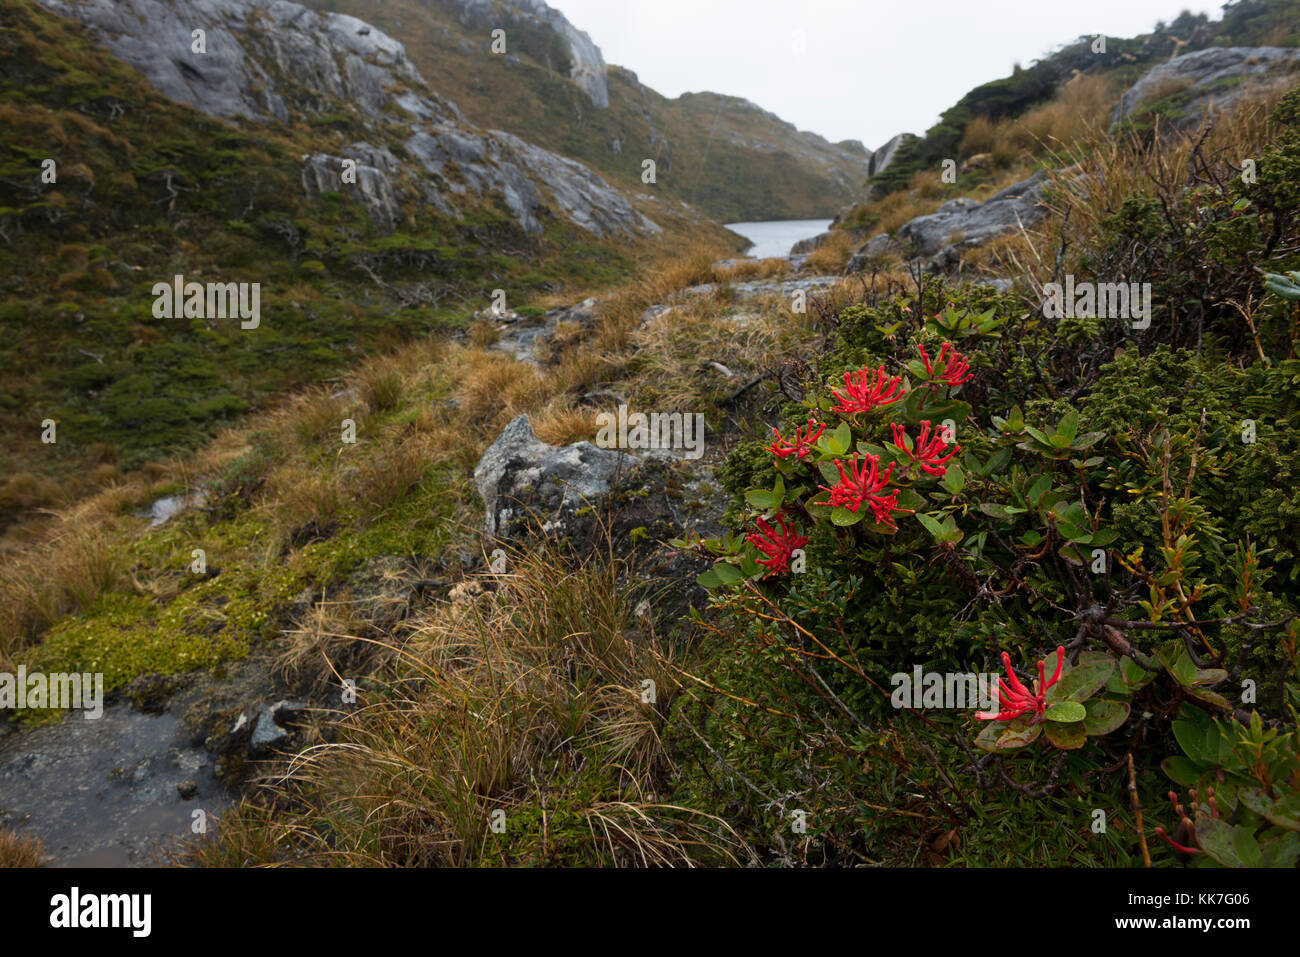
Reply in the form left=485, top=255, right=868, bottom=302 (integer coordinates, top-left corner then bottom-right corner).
left=830, top=366, right=902, bottom=416
left=818, top=453, right=908, bottom=528
left=766, top=418, right=824, bottom=460
left=918, top=342, right=972, bottom=387
left=891, top=420, right=959, bottom=477
left=745, top=514, right=809, bottom=577
left=976, top=646, right=1064, bottom=722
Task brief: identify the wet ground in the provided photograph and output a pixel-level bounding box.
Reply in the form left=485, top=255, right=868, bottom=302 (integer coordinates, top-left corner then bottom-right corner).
left=0, top=702, right=229, bottom=866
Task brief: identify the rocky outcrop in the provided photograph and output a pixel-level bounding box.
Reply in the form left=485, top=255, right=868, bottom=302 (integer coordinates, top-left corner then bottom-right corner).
left=35, top=0, right=657, bottom=238
left=895, top=170, right=1048, bottom=268
left=847, top=233, right=902, bottom=271
left=301, top=146, right=402, bottom=229
left=1112, top=46, right=1300, bottom=128
left=442, top=0, right=610, bottom=108
left=473, top=414, right=673, bottom=545
left=491, top=297, right=601, bottom=363
left=868, top=133, right=912, bottom=178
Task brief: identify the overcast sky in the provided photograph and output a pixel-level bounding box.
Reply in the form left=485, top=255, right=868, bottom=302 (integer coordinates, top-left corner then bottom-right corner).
left=549, top=0, right=1224, bottom=148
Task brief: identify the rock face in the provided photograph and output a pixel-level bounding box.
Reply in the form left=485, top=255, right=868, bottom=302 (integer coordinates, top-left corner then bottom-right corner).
left=35, top=0, right=656, bottom=238
left=896, top=170, right=1048, bottom=268
left=474, top=414, right=671, bottom=544
left=301, top=146, right=403, bottom=229
left=868, top=133, right=912, bottom=178
left=1112, top=46, right=1300, bottom=128
left=443, top=0, right=609, bottom=108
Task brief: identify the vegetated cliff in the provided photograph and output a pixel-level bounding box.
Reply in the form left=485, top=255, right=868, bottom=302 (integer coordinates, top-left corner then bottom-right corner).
left=301, top=0, right=872, bottom=221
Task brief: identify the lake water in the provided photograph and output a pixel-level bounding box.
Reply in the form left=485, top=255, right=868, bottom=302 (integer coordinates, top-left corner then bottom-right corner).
left=724, top=219, right=833, bottom=260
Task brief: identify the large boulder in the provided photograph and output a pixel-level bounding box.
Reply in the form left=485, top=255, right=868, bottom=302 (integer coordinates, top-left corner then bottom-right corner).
left=1112, top=47, right=1300, bottom=129
left=896, top=170, right=1048, bottom=268
left=473, top=414, right=675, bottom=546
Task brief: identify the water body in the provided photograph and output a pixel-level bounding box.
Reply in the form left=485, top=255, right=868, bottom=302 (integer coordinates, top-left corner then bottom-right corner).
left=724, top=219, right=833, bottom=260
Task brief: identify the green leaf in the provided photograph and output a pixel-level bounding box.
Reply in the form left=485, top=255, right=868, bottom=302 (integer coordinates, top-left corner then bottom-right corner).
left=979, top=502, right=1026, bottom=520
left=1024, top=425, right=1053, bottom=447
left=1195, top=817, right=1258, bottom=867
left=1185, top=686, right=1234, bottom=710
left=832, top=421, right=852, bottom=451
left=1047, top=657, right=1115, bottom=704
left=1173, top=717, right=1215, bottom=764
left=1120, top=656, right=1157, bottom=690
left=830, top=506, right=865, bottom=527
left=916, top=512, right=946, bottom=541
left=1057, top=411, right=1079, bottom=444
left=941, top=463, right=965, bottom=495
left=744, top=489, right=773, bottom=509
left=711, top=562, right=743, bottom=584
left=1083, top=700, right=1130, bottom=736
left=974, top=720, right=1007, bottom=753
left=1044, top=720, right=1087, bottom=749
left=1043, top=701, right=1086, bottom=723
left=1261, top=830, right=1300, bottom=868
left=1266, top=793, right=1300, bottom=832
left=1161, top=756, right=1203, bottom=787
left=995, top=719, right=1043, bottom=750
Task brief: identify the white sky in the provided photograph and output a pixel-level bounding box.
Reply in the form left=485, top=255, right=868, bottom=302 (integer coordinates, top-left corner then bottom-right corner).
left=549, top=0, right=1224, bottom=148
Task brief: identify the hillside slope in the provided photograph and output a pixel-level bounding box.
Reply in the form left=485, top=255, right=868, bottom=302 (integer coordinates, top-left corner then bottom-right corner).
left=304, top=0, right=871, bottom=220
left=1, top=0, right=728, bottom=531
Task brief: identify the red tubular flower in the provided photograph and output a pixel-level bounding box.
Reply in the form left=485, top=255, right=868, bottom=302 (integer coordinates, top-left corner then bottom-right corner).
left=745, top=514, right=808, bottom=577
left=830, top=366, right=903, bottom=415
left=817, top=453, right=909, bottom=528
left=767, top=418, right=825, bottom=460
left=917, top=342, right=972, bottom=387
left=975, top=646, right=1065, bottom=722
left=890, top=420, right=960, bottom=477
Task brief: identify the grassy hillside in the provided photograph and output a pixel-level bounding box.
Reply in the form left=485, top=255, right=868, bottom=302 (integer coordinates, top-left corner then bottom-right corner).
left=304, top=0, right=870, bottom=221
left=0, top=0, right=728, bottom=536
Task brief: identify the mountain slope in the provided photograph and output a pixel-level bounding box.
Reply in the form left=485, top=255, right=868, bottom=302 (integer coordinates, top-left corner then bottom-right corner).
left=1, top=0, right=728, bottom=530
left=304, top=0, right=871, bottom=220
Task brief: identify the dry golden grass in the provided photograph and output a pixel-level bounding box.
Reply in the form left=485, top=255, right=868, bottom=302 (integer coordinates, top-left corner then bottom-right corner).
left=980, top=83, right=1291, bottom=297
left=959, top=73, right=1122, bottom=164
left=0, top=511, right=124, bottom=662
left=801, top=229, right=856, bottom=273
left=712, top=257, right=790, bottom=282
left=0, top=828, right=45, bottom=868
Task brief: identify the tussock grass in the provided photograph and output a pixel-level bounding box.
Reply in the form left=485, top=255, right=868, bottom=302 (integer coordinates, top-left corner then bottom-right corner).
left=187, top=541, right=742, bottom=866
left=0, top=512, right=123, bottom=664
left=0, top=829, right=46, bottom=868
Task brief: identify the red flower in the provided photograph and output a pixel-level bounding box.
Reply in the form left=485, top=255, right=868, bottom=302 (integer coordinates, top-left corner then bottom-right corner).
left=917, top=342, right=972, bottom=387
left=975, top=646, right=1065, bottom=722
left=745, top=514, right=808, bottom=577
left=818, top=453, right=909, bottom=528
left=767, top=418, right=825, bottom=460
left=830, top=366, right=903, bottom=416
left=890, top=420, right=960, bottom=477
